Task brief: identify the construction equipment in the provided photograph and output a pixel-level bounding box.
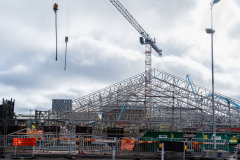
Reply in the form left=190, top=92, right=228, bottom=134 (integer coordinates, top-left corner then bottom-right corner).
left=207, top=93, right=240, bottom=110
left=109, top=0, right=163, bottom=121
left=53, top=3, right=58, bottom=61
left=186, top=74, right=212, bottom=121
left=109, top=0, right=162, bottom=83
left=186, top=74, right=240, bottom=123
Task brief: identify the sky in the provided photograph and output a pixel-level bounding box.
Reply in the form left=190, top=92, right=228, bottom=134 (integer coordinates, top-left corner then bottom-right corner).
left=0, top=0, right=240, bottom=115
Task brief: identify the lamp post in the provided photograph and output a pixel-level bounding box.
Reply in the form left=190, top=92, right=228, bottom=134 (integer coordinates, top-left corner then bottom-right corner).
left=205, top=0, right=220, bottom=151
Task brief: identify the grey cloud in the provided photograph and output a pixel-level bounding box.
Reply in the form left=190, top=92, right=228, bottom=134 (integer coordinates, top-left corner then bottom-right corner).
left=120, top=0, right=197, bottom=30
left=161, top=37, right=194, bottom=57
left=228, top=21, right=240, bottom=40
left=1, top=0, right=240, bottom=115
left=233, top=0, right=240, bottom=7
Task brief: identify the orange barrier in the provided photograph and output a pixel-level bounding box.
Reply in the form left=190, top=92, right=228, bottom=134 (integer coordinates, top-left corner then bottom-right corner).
left=13, top=138, right=36, bottom=146
left=121, top=137, right=135, bottom=151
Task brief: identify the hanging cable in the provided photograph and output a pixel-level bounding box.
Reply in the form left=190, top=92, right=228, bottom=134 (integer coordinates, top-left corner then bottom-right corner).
left=64, top=0, right=70, bottom=71
left=64, top=37, right=68, bottom=71
left=53, top=3, right=58, bottom=61
left=65, top=0, right=70, bottom=37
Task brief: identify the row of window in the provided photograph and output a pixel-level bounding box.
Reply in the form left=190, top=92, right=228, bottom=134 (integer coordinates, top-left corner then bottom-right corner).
left=52, top=99, right=72, bottom=103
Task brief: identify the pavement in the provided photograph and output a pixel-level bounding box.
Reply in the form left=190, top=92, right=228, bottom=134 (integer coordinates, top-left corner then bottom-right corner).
left=0, top=152, right=238, bottom=160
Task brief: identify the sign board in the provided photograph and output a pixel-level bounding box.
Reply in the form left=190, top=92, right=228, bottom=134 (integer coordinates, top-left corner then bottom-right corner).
left=216, top=136, right=221, bottom=140
left=234, top=147, right=238, bottom=152
left=159, top=135, right=167, bottom=138
left=13, top=138, right=36, bottom=146
left=230, top=139, right=237, bottom=143
left=211, top=136, right=221, bottom=140
left=217, top=152, right=222, bottom=157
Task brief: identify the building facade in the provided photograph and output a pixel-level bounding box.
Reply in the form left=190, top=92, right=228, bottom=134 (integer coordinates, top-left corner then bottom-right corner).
left=52, top=99, right=72, bottom=113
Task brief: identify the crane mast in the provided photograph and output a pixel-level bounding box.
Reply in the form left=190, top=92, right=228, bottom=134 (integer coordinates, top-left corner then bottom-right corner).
left=109, top=0, right=162, bottom=121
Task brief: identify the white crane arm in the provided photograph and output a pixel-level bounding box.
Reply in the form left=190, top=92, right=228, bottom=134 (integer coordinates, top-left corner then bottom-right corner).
left=109, top=0, right=162, bottom=55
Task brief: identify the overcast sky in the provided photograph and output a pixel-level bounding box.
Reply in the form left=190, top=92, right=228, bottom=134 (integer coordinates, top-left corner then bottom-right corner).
left=0, top=0, right=240, bottom=115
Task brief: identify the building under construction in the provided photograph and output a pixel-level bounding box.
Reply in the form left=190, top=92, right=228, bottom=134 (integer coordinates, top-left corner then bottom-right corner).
left=52, top=68, right=240, bottom=134
left=1, top=69, right=240, bottom=159
left=1, top=0, right=240, bottom=158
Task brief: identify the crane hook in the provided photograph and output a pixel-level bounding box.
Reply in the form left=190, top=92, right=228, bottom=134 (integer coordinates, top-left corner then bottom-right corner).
left=53, top=3, right=58, bottom=13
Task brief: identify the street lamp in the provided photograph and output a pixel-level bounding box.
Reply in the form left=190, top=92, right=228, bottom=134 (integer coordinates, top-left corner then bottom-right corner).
left=205, top=0, right=220, bottom=151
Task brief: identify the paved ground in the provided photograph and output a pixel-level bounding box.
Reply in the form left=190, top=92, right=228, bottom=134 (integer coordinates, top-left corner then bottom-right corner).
left=0, top=156, right=238, bottom=160
left=1, top=156, right=238, bottom=160
left=0, top=152, right=238, bottom=160
left=0, top=157, right=153, bottom=160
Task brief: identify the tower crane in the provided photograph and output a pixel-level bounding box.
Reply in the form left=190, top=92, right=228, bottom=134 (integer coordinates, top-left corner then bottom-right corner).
left=109, top=0, right=162, bottom=84
left=109, top=0, right=163, bottom=121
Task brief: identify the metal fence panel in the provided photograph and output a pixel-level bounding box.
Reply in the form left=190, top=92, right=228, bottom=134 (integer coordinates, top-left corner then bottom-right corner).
left=187, top=138, right=229, bottom=153
left=3, top=134, right=231, bottom=158
left=81, top=135, right=117, bottom=155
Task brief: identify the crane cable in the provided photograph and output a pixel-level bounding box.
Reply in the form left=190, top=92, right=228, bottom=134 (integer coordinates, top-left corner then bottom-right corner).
left=53, top=2, right=58, bottom=61
left=64, top=37, right=68, bottom=71
left=64, top=0, right=70, bottom=71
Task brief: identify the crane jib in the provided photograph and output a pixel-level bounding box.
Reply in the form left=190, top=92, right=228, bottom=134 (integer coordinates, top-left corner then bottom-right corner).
left=110, top=0, right=149, bottom=38
left=109, top=0, right=162, bottom=55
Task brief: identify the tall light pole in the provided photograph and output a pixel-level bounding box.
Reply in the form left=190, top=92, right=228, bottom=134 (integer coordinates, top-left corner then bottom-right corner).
left=205, top=0, right=220, bottom=151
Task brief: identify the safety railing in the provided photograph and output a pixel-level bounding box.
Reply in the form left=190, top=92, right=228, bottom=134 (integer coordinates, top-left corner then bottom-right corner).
left=0, top=135, right=5, bottom=156
left=5, top=134, right=82, bottom=152
left=187, top=138, right=229, bottom=153
left=81, top=135, right=117, bottom=155
left=2, top=134, right=232, bottom=158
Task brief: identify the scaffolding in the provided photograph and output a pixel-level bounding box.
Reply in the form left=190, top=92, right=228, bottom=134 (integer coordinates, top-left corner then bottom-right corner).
left=53, top=68, right=240, bottom=131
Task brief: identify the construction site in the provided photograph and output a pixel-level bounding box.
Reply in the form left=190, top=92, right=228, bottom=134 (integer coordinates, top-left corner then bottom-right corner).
left=1, top=67, right=240, bottom=159
left=1, top=0, right=240, bottom=160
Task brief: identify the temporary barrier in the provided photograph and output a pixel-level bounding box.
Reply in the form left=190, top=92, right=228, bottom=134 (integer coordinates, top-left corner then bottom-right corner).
left=6, top=134, right=81, bottom=152
left=120, top=137, right=135, bottom=151
left=1, top=134, right=233, bottom=159
left=13, top=138, right=36, bottom=146
left=81, top=135, right=117, bottom=155
left=116, top=137, right=156, bottom=155
left=187, top=138, right=229, bottom=153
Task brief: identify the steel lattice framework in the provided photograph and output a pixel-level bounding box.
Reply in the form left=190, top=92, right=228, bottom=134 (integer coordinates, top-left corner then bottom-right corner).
left=56, top=69, right=240, bottom=130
